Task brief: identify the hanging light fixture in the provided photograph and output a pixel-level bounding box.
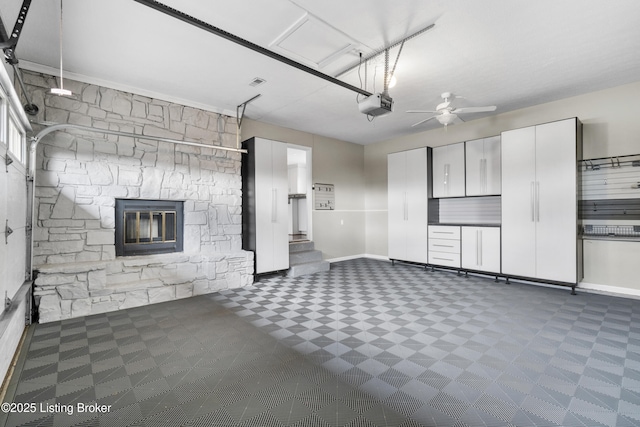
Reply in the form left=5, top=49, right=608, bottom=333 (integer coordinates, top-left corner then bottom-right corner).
left=436, top=111, right=457, bottom=126
left=51, top=0, right=72, bottom=96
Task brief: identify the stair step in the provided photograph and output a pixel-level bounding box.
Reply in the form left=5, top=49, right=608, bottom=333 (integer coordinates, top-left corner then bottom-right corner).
left=289, top=241, right=315, bottom=253
left=290, top=250, right=323, bottom=265
left=287, top=260, right=330, bottom=278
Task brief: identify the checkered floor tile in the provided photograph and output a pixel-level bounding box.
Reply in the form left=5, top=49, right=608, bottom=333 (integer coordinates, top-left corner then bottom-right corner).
left=2, top=258, right=640, bottom=426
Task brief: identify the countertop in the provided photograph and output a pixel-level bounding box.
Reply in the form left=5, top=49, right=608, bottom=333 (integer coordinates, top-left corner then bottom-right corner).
left=429, top=223, right=501, bottom=227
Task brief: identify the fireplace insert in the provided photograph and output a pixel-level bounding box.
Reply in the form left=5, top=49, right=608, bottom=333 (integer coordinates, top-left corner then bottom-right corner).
left=115, top=199, right=184, bottom=256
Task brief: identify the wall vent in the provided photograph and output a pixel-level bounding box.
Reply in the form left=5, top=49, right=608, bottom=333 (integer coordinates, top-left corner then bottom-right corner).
left=249, top=77, right=266, bottom=87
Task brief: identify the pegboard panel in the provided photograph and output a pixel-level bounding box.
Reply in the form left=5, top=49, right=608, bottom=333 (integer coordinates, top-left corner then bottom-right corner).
left=313, top=183, right=334, bottom=210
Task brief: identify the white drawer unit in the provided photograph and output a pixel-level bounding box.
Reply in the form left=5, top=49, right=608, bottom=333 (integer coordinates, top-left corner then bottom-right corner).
left=429, top=252, right=461, bottom=268
left=429, top=238, right=460, bottom=254
left=428, top=225, right=461, bottom=268
left=428, top=225, right=461, bottom=240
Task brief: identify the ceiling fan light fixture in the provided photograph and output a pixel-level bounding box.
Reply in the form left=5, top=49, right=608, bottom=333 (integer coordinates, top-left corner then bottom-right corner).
left=437, top=112, right=457, bottom=126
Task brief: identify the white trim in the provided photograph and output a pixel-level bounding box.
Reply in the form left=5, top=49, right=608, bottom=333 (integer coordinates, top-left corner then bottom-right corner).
left=284, top=142, right=313, bottom=242
left=327, top=253, right=390, bottom=263
left=0, top=65, right=32, bottom=131
left=18, top=61, right=236, bottom=118
left=313, top=210, right=374, bottom=213
left=324, top=256, right=640, bottom=301
left=578, top=281, right=640, bottom=299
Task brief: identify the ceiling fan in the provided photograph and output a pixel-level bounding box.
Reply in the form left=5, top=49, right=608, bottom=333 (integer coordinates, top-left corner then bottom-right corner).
left=407, top=92, right=496, bottom=127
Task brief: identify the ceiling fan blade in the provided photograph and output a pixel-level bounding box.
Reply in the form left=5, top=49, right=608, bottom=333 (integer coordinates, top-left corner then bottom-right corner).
left=406, top=110, right=438, bottom=114
left=411, top=116, right=437, bottom=127
left=436, top=101, right=451, bottom=111
left=453, top=115, right=465, bottom=124
left=453, top=106, right=496, bottom=114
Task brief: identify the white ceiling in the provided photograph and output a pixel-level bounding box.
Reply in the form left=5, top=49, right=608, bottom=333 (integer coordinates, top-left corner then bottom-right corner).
left=2, top=0, right=640, bottom=145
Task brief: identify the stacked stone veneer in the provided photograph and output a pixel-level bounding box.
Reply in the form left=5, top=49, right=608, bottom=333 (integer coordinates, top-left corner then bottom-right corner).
left=23, top=71, right=254, bottom=323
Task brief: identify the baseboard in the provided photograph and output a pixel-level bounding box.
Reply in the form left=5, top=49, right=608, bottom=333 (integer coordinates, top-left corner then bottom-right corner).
left=326, top=254, right=390, bottom=263
left=324, top=257, right=640, bottom=300
left=578, top=282, right=640, bottom=299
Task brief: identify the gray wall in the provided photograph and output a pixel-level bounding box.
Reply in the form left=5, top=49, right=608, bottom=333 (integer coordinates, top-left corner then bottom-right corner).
left=242, top=119, right=366, bottom=260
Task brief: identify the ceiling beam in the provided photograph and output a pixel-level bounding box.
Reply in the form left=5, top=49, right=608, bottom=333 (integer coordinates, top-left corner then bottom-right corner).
left=1, top=0, right=32, bottom=64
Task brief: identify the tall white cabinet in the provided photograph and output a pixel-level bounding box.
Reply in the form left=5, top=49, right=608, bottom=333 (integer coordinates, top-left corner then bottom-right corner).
left=465, top=136, right=501, bottom=196
left=501, top=118, right=581, bottom=284
left=432, top=142, right=465, bottom=198
left=242, top=137, right=289, bottom=275
left=388, top=147, right=429, bottom=264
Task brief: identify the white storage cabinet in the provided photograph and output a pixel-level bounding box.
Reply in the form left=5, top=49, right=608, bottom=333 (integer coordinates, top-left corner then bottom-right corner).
left=388, top=148, right=429, bottom=264
left=501, top=118, right=580, bottom=284
left=461, top=226, right=501, bottom=273
left=432, top=142, right=465, bottom=198
left=242, top=137, right=290, bottom=275
left=465, top=136, right=501, bottom=196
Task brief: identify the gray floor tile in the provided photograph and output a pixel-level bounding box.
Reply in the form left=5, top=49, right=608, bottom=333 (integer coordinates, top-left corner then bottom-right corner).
left=4, top=259, right=640, bottom=427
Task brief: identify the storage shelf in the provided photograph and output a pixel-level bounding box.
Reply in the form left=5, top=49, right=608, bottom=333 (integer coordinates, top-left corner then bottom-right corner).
left=581, top=235, right=640, bottom=242
left=582, top=224, right=640, bottom=240
left=581, top=153, right=640, bottom=170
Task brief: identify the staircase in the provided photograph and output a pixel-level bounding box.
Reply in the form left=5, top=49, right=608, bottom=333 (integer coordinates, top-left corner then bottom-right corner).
left=287, top=241, right=330, bottom=278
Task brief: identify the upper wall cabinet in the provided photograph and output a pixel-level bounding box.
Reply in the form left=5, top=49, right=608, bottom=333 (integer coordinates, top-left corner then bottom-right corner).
left=465, top=136, right=501, bottom=196
left=288, top=164, right=306, bottom=195
left=432, top=142, right=465, bottom=198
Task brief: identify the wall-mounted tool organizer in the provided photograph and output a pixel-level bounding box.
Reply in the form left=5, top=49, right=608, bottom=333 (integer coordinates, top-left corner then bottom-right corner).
left=581, top=153, right=640, bottom=200
left=313, top=183, right=334, bottom=210
left=580, top=153, right=640, bottom=222
left=579, top=199, right=640, bottom=220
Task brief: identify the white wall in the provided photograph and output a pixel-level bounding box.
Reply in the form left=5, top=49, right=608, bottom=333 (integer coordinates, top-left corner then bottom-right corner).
left=365, top=80, right=640, bottom=294
left=242, top=119, right=366, bottom=260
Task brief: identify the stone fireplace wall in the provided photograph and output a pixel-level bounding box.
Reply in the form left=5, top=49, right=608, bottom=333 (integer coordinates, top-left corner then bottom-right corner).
left=23, top=71, right=253, bottom=322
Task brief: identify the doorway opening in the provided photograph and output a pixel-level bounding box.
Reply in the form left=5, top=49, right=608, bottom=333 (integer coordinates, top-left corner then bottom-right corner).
left=287, top=145, right=312, bottom=243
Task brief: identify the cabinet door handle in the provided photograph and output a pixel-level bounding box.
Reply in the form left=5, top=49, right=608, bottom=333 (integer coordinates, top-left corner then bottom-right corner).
left=476, top=230, right=480, bottom=265
left=403, top=192, right=408, bottom=221
left=444, top=164, right=450, bottom=195
left=536, top=181, right=540, bottom=222
left=479, top=230, right=483, bottom=266
left=482, top=158, right=487, bottom=194
left=530, top=182, right=535, bottom=222
left=272, top=188, right=277, bottom=222
left=479, top=159, right=484, bottom=194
